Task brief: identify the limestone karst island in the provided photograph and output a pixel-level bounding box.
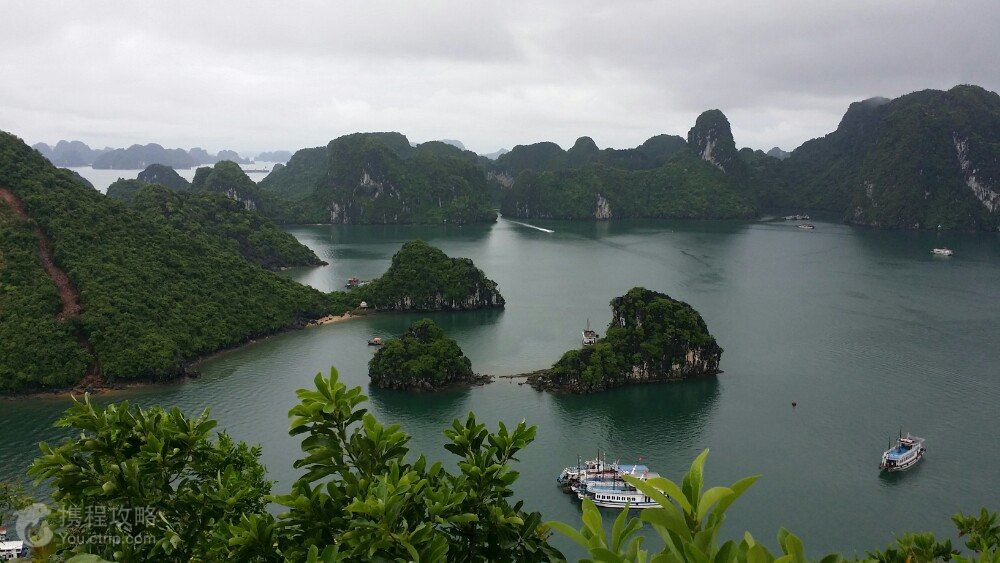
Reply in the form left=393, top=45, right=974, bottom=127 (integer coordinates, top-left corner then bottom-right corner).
left=1, top=2, right=998, bottom=562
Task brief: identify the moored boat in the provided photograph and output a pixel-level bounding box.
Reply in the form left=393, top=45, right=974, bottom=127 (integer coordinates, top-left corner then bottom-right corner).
left=558, top=455, right=660, bottom=508
left=931, top=247, right=954, bottom=256
left=880, top=433, right=925, bottom=472
left=367, top=337, right=383, bottom=346
left=796, top=223, right=815, bottom=230
left=582, top=319, right=599, bottom=345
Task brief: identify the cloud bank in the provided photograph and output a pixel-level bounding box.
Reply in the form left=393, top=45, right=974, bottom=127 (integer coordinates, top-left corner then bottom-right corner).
left=1, top=0, right=997, bottom=154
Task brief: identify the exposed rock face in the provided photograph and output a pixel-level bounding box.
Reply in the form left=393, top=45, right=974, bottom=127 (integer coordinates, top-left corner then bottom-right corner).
left=687, top=110, right=743, bottom=174
left=487, top=170, right=514, bottom=188
left=954, top=134, right=1000, bottom=213
left=777, top=86, right=1000, bottom=231
left=357, top=240, right=505, bottom=312
left=594, top=194, right=612, bottom=219
left=526, top=287, right=721, bottom=393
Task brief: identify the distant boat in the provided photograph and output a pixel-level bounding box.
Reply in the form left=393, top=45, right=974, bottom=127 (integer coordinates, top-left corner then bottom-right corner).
left=931, top=248, right=954, bottom=256
left=367, top=337, right=382, bottom=346
left=582, top=318, right=598, bottom=345
left=346, top=276, right=369, bottom=288
left=783, top=214, right=811, bottom=221
left=796, top=223, right=815, bottom=230
left=880, top=433, right=926, bottom=472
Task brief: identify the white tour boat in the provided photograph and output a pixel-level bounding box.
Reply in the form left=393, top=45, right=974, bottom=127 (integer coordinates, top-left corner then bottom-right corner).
left=931, top=248, right=954, bottom=256
left=578, top=464, right=660, bottom=508
left=559, top=456, right=661, bottom=509
left=879, top=433, right=926, bottom=472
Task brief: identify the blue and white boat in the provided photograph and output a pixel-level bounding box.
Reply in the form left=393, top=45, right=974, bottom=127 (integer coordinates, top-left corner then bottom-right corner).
left=880, top=433, right=926, bottom=472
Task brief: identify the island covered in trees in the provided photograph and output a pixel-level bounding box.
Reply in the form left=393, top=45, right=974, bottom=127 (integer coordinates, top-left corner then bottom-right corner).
left=526, top=287, right=722, bottom=393
left=368, top=318, right=490, bottom=391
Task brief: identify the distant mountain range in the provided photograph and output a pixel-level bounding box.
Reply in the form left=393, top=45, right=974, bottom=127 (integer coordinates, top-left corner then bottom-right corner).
left=31, top=84, right=1000, bottom=231
left=31, top=141, right=277, bottom=169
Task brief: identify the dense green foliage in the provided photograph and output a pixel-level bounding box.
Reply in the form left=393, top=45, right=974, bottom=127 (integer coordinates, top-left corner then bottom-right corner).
left=22, top=367, right=999, bottom=562
left=30, top=395, right=272, bottom=561
left=257, top=133, right=496, bottom=225
left=128, top=184, right=326, bottom=269
left=540, top=287, right=721, bottom=392
left=191, top=160, right=260, bottom=208
left=501, top=85, right=1000, bottom=230
left=0, top=202, right=91, bottom=391
left=357, top=239, right=505, bottom=311
left=0, top=131, right=341, bottom=389
left=368, top=318, right=477, bottom=390
left=500, top=150, right=757, bottom=220
left=770, top=85, right=1000, bottom=230
left=498, top=115, right=758, bottom=220
left=28, top=369, right=560, bottom=561
left=104, top=178, right=149, bottom=203
left=137, top=163, right=192, bottom=191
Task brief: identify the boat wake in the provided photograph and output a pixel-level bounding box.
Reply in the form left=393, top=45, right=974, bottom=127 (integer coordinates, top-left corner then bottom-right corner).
left=503, top=218, right=554, bottom=233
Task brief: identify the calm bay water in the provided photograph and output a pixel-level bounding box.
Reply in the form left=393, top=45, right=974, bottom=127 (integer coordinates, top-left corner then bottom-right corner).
left=2, top=218, right=998, bottom=555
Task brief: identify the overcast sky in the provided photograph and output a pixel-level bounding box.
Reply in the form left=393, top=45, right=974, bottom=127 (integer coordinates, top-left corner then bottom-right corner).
left=2, top=1, right=997, bottom=155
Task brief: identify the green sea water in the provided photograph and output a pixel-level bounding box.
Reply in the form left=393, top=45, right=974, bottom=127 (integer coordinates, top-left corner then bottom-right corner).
left=2, top=217, right=998, bottom=556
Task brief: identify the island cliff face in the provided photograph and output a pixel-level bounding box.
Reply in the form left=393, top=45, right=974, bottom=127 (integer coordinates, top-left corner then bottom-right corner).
left=368, top=318, right=489, bottom=391
left=357, top=240, right=504, bottom=311
left=527, top=287, right=721, bottom=393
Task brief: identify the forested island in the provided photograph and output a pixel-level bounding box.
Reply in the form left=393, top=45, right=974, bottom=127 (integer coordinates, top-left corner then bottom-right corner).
left=354, top=239, right=505, bottom=311
left=258, top=132, right=497, bottom=225
left=369, top=318, right=490, bottom=390
left=525, top=287, right=722, bottom=393
left=0, top=130, right=505, bottom=393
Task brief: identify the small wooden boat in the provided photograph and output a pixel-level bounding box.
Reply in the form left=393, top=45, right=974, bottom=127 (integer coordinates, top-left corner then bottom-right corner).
left=367, top=337, right=383, bottom=346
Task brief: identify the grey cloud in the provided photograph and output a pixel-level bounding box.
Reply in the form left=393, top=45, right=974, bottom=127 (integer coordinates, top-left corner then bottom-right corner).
left=0, top=1, right=996, bottom=155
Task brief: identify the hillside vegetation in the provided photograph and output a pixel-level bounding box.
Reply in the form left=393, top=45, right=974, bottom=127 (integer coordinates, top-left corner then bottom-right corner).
left=0, top=130, right=341, bottom=390
left=258, top=133, right=496, bottom=225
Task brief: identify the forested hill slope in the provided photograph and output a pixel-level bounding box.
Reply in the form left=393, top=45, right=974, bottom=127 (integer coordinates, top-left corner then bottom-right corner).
left=0, top=131, right=341, bottom=392
left=257, top=133, right=496, bottom=225
left=109, top=182, right=326, bottom=269
left=770, top=85, right=1000, bottom=230
left=499, top=112, right=757, bottom=220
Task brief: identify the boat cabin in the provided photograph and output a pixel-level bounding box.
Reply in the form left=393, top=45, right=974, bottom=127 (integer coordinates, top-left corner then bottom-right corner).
left=582, top=319, right=599, bottom=345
